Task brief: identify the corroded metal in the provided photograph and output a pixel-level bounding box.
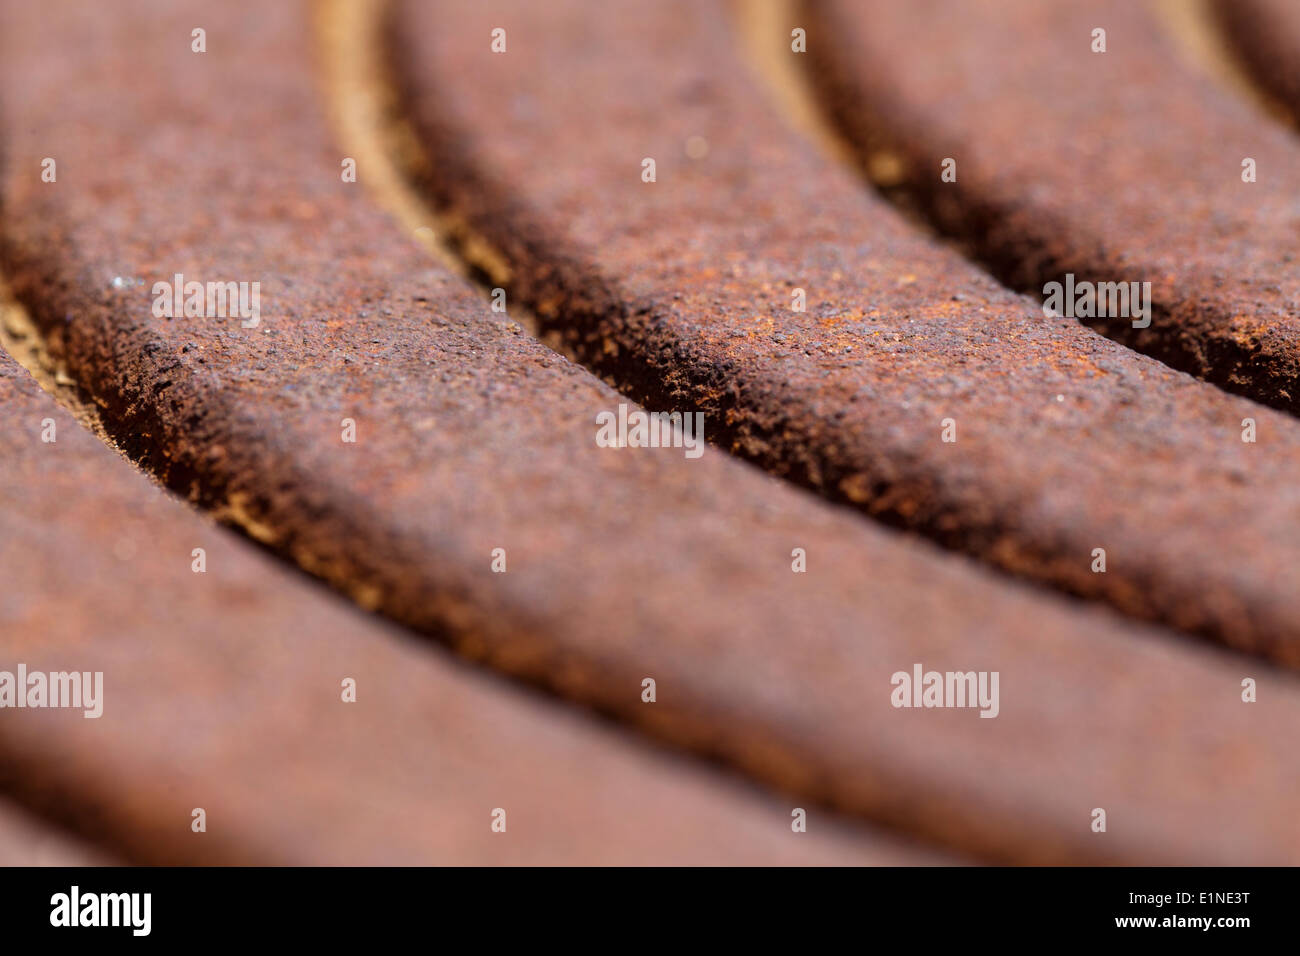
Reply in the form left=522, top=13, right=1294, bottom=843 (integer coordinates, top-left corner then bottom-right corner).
left=1, top=0, right=1299, bottom=864
left=0, top=354, right=888, bottom=865
left=806, top=0, right=1300, bottom=408
left=394, top=0, right=1300, bottom=667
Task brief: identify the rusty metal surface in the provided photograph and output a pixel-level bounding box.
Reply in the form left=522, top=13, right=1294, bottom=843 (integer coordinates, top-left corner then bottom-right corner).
left=0, top=354, right=901, bottom=865
left=805, top=0, right=1300, bottom=409
left=4, top=0, right=1300, bottom=864
left=1215, top=0, right=1300, bottom=120
left=392, top=0, right=1300, bottom=666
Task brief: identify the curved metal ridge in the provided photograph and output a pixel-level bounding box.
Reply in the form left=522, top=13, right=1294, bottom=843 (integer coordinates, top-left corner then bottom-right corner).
left=805, top=0, right=1300, bottom=411
left=0, top=353, right=892, bottom=864
left=2, top=0, right=1299, bottom=864
left=392, top=0, right=1300, bottom=666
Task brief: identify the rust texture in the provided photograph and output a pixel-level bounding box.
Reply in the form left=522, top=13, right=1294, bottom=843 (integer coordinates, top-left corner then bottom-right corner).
left=0, top=353, right=893, bottom=865
left=805, top=0, right=1300, bottom=409
left=392, top=0, right=1300, bottom=665
left=4, top=0, right=1300, bottom=864
left=1215, top=0, right=1300, bottom=121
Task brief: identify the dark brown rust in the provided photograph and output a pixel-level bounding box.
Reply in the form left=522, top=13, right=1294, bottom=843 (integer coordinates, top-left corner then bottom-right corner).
left=6, top=0, right=1300, bottom=864
left=805, top=0, right=1300, bottom=409
left=0, top=353, right=893, bottom=865
left=1215, top=0, right=1300, bottom=122
left=392, top=0, right=1300, bottom=667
